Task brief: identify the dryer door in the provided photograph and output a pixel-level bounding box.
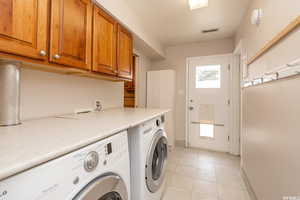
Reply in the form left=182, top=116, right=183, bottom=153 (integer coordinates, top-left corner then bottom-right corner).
left=73, top=174, right=128, bottom=200
left=145, top=130, right=168, bottom=193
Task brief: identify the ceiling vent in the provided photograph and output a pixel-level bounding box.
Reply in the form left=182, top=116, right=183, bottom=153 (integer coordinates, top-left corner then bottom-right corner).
left=202, top=28, right=219, bottom=33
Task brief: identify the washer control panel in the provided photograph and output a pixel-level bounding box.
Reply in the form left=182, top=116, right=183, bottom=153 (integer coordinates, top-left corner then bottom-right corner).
left=84, top=151, right=99, bottom=172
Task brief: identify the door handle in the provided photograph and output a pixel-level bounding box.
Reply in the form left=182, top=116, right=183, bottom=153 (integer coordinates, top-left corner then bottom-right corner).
left=189, top=106, right=194, bottom=111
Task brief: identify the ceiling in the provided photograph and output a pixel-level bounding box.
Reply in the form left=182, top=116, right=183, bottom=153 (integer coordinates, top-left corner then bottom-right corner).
left=127, top=0, right=251, bottom=47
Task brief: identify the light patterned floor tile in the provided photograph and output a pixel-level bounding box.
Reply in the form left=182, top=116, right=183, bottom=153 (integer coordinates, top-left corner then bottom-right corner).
left=162, top=147, right=250, bottom=200
left=218, top=184, right=249, bottom=200
left=175, top=165, right=199, bottom=178
left=167, top=162, right=178, bottom=172
left=162, top=187, right=192, bottom=200
left=192, top=180, right=218, bottom=195
left=169, top=173, right=194, bottom=190
left=192, top=192, right=219, bottom=200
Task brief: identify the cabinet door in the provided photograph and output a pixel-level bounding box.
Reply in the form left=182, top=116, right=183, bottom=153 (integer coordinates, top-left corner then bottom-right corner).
left=50, top=0, right=92, bottom=70
left=0, top=0, right=48, bottom=60
left=117, top=24, right=133, bottom=79
left=92, top=6, right=117, bottom=75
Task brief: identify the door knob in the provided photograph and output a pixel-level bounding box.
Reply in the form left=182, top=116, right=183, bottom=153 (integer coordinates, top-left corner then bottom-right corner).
left=53, top=54, right=60, bottom=59
left=189, top=106, right=194, bottom=111
left=39, top=50, right=47, bottom=56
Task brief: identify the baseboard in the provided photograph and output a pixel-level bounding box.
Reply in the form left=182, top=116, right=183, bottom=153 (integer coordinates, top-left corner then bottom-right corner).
left=175, top=140, right=185, bottom=147
left=241, top=167, right=258, bottom=200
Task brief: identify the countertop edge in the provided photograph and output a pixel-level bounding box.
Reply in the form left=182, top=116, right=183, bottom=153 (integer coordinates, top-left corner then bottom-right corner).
left=0, top=109, right=169, bottom=181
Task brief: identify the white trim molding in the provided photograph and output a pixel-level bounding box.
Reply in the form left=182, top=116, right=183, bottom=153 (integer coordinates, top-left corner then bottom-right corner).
left=229, top=55, right=241, bottom=155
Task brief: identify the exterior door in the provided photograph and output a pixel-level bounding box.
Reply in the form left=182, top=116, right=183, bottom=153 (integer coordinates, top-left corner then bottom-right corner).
left=92, top=5, right=117, bottom=75
left=188, top=55, right=231, bottom=152
left=117, top=24, right=133, bottom=79
left=50, top=0, right=92, bottom=70
left=0, top=0, right=48, bottom=60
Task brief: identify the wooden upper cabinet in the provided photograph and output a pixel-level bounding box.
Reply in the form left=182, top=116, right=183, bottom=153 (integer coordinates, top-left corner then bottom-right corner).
left=92, top=6, right=117, bottom=75
left=0, top=0, right=48, bottom=60
left=117, top=24, right=133, bottom=80
left=50, top=0, right=92, bottom=70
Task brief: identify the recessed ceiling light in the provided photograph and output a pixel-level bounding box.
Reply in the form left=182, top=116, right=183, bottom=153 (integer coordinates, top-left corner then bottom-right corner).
left=189, top=0, right=208, bottom=10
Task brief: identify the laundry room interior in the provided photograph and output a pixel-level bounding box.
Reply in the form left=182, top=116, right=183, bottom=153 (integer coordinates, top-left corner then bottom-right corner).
left=0, top=0, right=299, bottom=200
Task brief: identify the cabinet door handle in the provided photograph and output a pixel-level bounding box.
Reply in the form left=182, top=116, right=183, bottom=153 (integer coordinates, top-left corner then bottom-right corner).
left=53, top=54, right=60, bottom=59
left=39, top=50, right=47, bottom=56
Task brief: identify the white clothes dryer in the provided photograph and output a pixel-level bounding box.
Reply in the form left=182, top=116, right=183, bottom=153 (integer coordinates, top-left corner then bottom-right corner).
left=128, top=115, right=168, bottom=200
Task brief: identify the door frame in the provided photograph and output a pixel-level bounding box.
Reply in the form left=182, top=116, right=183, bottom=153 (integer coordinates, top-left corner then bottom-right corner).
left=185, top=54, right=241, bottom=155
left=232, top=40, right=246, bottom=157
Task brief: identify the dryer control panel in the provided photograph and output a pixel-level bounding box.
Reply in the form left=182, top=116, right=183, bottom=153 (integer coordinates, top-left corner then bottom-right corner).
left=142, top=115, right=165, bottom=135
left=0, top=131, right=129, bottom=200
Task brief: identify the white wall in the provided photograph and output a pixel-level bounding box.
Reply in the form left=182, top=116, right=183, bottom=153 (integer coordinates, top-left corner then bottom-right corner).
left=236, top=0, right=300, bottom=199
left=20, top=48, right=153, bottom=121
left=151, top=38, right=235, bottom=141
left=20, top=68, right=124, bottom=120
left=235, top=0, right=300, bottom=79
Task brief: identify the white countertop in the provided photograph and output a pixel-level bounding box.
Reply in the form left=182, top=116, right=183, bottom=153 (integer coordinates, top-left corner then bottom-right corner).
left=0, top=108, right=168, bottom=181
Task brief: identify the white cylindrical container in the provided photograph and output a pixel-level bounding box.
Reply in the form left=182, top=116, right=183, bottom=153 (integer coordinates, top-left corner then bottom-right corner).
left=0, top=61, right=21, bottom=126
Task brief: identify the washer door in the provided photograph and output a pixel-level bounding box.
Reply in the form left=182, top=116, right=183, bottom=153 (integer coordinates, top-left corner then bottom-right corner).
left=145, top=130, right=168, bottom=193
left=73, top=174, right=127, bottom=200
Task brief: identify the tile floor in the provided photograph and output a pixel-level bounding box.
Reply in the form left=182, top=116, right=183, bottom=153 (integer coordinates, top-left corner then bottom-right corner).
left=162, top=147, right=250, bottom=200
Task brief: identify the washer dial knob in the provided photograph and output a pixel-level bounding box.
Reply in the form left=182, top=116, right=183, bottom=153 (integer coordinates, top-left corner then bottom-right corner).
left=84, top=151, right=99, bottom=172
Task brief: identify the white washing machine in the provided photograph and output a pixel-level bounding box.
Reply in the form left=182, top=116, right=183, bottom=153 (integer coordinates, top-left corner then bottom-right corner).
left=128, top=115, right=168, bottom=200
left=0, top=131, right=130, bottom=200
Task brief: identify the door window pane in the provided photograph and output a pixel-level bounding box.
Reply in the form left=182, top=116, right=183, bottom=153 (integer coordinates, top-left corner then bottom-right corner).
left=196, top=65, right=221, bottom=88
left=199, top=124, right=214, bottom=138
